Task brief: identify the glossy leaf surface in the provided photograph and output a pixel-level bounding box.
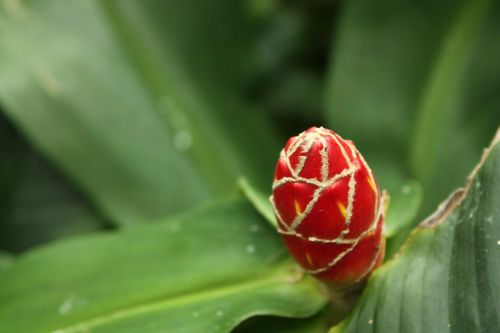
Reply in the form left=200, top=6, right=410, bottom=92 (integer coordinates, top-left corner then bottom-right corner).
left=331, top=132, right=500, bottom=333
left=0, top=201, right=328, bottom=333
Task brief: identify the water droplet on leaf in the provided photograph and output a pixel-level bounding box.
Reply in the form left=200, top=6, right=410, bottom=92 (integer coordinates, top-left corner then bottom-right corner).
left=174, top=130, right=193, bottom=152
left=246, top=244, right=256, bottom=254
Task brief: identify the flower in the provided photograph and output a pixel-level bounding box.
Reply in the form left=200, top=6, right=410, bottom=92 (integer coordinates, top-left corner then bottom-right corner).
left=270, top=127, right=386, bottom=285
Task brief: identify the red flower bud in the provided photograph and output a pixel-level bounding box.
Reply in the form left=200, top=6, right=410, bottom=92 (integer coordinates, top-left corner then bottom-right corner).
left=270, top=127, right=386, bottom=285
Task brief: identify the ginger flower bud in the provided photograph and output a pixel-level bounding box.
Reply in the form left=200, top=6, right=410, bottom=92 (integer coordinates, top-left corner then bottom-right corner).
left=270, top=127, right=386, bottom=285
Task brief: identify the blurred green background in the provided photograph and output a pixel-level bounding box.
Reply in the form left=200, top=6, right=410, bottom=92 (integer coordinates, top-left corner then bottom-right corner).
left=0, top=0, right=497, bottom=253
left=0, top=0, right=499, bottom=332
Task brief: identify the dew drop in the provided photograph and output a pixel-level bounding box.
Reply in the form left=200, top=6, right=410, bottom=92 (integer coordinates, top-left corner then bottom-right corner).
left=58, top=300, right=73, bottom=315
left=57, top=294, right=87, bottom=316
left=250, top=224, right=260, bottom=233
left=169, top=222, right=180, bottom=233
left=216, top=310, right=224, bottom=317
left=246, top=244, right=256, bottom=254
left=368, top=319, right=374, bottom=325
left=174, top=130, right=193, bottom=152
left=401, top=185, right=412, bottom=195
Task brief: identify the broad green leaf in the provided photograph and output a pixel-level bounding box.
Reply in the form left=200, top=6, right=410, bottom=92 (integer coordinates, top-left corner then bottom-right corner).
left=0, top=115, right=106, bottom=252
left=238, top=177, right=276, bottom=227
left=0, top=201, right=328, bottom=333
left=324, top=0, right=499, bottom=218
left=0, top=0, right=280, bottom=226
left=330, top=131, right=500, bottom=333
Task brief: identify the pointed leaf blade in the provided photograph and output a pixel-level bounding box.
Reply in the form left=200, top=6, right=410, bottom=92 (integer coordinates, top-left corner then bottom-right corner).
left=331, top=130, right=500, bottom=333
left=0, top=201, right=328, bottom=333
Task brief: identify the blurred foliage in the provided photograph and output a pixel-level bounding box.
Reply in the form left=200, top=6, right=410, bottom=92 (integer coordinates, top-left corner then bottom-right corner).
left=0, top=0, right=281, bottom=226
left=0, top=114, right=108, bottom=253
left=325, top=0, right=500, bottom=218
left=324, top=0, right=499, bottom=253
left=248, top=0, right=340, bottom=135
left=0, top=0, right=498, bottom=332
left=0, top=250, right=13, bottom=274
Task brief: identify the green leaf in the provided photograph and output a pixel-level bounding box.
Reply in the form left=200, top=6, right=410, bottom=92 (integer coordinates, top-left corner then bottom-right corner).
left=0, top=0, right=280, bottom=226
left=0, top=201, right=328, bottom=333
left=238, top=178, right=276, bottom=227
left=324, top=0, right=499, bottom=218
left=330, top=130, right=500, bottom=333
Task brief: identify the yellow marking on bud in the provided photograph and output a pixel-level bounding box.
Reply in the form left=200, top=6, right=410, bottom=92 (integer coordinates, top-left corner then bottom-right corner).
left=306, top=252, right=314, bottom=266
left=337, top=201, right=347, bottom=218
left=367, top=175, right=377, bottom=194
left=294, top=200, right=302, bottom=215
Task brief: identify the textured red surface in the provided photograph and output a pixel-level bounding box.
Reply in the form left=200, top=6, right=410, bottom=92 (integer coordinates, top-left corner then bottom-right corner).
left=270, top=127, right=385, bottom=284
